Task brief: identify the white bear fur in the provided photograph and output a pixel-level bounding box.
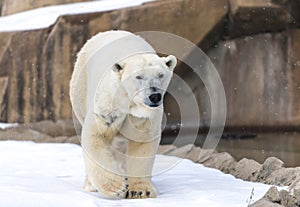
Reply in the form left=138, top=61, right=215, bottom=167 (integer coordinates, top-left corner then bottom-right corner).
left=69, top=30, right=176, bottom=199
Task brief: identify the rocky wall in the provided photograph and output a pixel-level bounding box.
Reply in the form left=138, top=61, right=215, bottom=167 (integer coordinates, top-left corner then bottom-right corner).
left=0, top=0, right=300, bottom=130
left=207, top=30, right=300, bottom=129
left=0, top=0, right=2, bottom=16
left=1, top=0, right=91, bottom=16
left=0, top=0, right=228, bottom=123
left=165, top=29, right=300, bottom=130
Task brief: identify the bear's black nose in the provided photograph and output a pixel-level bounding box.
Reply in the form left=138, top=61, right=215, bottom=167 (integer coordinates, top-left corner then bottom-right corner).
left=149, top=93, right=162, bottom=104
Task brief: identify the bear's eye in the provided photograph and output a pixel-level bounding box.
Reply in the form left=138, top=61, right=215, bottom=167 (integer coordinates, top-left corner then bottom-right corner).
left=136, top=75, right=143, bottom=80
left=158, top=73, right=164, bottom=78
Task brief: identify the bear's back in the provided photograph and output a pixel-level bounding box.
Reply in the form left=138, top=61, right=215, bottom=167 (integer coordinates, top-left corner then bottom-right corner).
left=70, top=30, right=134, bottom=125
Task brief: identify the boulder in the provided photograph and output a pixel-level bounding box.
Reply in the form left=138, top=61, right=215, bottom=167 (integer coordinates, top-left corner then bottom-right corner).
left=202, top=152, right=236, bottom=173
left=1, top=0, right=91, bottom=16
left=279, top=190, right=297, bottom=207
left=256, top=157, right=284, bottom=182
left=51, top=135, right=80, bottom=144
left=231, top=158, right=261, bottom=181
left=0, top=0, right=228, bottom=123
left=65, top=135, right=81, bottom=145
left=0, top=121, right=80, bottom=143
left=168, top=144, right=194, bottom=158
left=265, top=167, right=300, bottom=186
left=263, top=186, right=281, bottom=203
left=292, top=188, right=300, bottom=205
left=290, top=180, right=300, bottom=197
left=185, top=146, right=202, bottom=163
left=157, top=145, right=177, bottom=155
left=251, top=187, right=299, bottom=207
left=0, top=119, right=78, bottom=143
left=23, top=119, right=76, bottom=137
left=166, top=144, right=203, bottom=163
left=249, top=198, right=282, bottom=207
left=0, top=128, right=52, bottom=142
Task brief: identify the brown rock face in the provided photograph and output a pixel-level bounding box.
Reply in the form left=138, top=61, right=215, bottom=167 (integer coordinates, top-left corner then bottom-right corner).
left=0, top=76, right=8, bottom=120
left=1, top=0, right=91, bottom=16
left=0, top=18, right=85, bottom=123
left=204, top=30, right=300, bottom=129
left=0, top=0, right=228, bottom=123
left=0, top=0, right=2, bottom=15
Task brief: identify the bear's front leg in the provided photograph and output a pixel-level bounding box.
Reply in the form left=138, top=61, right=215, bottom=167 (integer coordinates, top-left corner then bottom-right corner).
left=81, top=113, right=128, bottom=198
left=94, top=108, right=126, bottom=139
left=124, top=138, right=160, bottom=199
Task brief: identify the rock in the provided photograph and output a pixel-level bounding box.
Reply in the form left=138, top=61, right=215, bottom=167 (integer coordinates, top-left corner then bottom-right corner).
left=23, top=120, right=61, bottom=137
left=0, top=119, right=77, bottom=142
left=1, top=0, right=91, bottom=16
left=185, top=146, right=202, bottom=163
left=0, top=128, right=52, bottom=142
left=55, top=119, right=77, bottom=136
left=249, top=198, right=282, bottom=207
left=0, top=122, right=80, bottom=144
left=21, top=119, right=76, bottom=137
left=265, top=167, right=300, bottom=186
left=202, top=152, right=236, bottom=173
left=157, top=145, right=177, bottom=155
left=228, top=0, right=291, bottom=37
left=232, top=158, right=261, bottom=181
left=0, top=0, right=228, bottom=123
left=198, top=148, right=216, bottom=163
left=290, top=181, right=300, bottom=197
left=279, top=190, right=297, bottom=207
left=256, top=157, right=284, bottom=182
left=161, top=144, right=215, bottom=163
left=250, top=183, right=300, bottom=207
left=50, top=136, right=80, bottom=144
left=292, top=188, right=300, bottom=206
left=65, top=136, right=81, bottom=145
left=264, top=186, right=281, bottom=203
left=168, top=144, right=194, bottom=158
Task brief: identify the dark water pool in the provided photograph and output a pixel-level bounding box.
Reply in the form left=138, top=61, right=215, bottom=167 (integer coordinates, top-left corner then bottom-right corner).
left=217, top=132, right=300, bottom=167
left=161, top=131, right=300, bottom=167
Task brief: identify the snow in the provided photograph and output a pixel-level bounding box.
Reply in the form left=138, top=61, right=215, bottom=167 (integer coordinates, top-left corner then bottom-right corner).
left=0, top=0, right=155, bottom=32
left=0, top=141, right=277, bottom=207
left=0, top=122, right=18, bottom=129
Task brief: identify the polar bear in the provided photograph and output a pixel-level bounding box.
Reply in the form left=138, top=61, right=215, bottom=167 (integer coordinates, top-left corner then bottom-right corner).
left=69, top=30, right=176, bottom=199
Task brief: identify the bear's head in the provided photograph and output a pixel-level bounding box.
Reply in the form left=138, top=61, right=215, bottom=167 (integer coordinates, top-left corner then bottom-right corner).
left=112, top=54, right=176, bottom=114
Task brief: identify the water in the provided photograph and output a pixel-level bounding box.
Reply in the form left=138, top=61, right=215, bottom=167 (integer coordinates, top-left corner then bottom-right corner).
left=161, top=131, right=300, bottom=167
left=217, top=132, right=300, bottom=167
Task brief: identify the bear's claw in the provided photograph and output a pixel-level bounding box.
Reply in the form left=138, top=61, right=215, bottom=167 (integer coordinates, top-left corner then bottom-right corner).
left=122, top=180, right=158, bottom=199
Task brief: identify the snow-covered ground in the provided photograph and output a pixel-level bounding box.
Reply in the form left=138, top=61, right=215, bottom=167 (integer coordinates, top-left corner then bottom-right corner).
left=0, top=0, right=155, bottom=32
left=0, top=141, right=277, bottom=207
left=0, top=122, right=18, bottom=129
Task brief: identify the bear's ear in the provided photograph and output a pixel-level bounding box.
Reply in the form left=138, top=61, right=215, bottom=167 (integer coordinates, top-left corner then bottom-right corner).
left=162, top=55, right=177, bottom=71
left=112, top=63, right=123, bottom=73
